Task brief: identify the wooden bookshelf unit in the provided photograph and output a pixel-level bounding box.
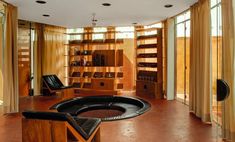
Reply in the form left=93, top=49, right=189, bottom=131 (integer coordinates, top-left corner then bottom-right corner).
left=65, top=27, right=124, bottom=95
left=135, top=26, right=163, bottom=98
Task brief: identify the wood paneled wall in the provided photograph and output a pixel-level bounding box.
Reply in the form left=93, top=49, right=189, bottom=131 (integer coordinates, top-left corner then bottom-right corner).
left=117, top=39, right=135, bottom=91
left=18, top=21, right=31, bottom=96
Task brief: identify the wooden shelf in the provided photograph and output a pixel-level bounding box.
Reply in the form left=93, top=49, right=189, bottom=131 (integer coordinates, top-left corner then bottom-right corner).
left=65, top=54, right=92, bottom=57
left=136, top=28, right=162, bottom=32
left=137, top=43, right=157, bottom=49
left=66, top=77, right=81, bottom=79
left=137, top=53, right=157, bottom=58
left=138, top=62, right=157, bottom=68
left=68, top=72, right=123, bottom=79
left=67, top=39, right=124, bottom=46
left=71, top=82, right=81, bottom=88
left=135, top=27, right=163, bottom=98
left=68, top=65, right=123, bottom=68
left=66, top=27, right=124, bottom=93
left=137, top=34, right=158, bottom=40
left=136, top=80, right=156, bottom=83
left=69, top=65, right=119, bottom=67
left=83, top=82, right=92, bottom=89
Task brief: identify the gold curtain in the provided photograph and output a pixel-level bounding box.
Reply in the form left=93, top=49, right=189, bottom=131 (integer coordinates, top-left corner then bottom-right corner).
left=189, top=0, right=211, bottom=122
left=34, top=24, right=66, bottom=95
left=162, top=19, right=168, bottom=97
left=0, top=2, right=4, bottom=103
left=33, top=24, right=43, bottom=95
left=42, top=25, right=65, bottom=83
left=3, top=4, right=18, bottom=113
left=221, top=0, right=235, bottom=140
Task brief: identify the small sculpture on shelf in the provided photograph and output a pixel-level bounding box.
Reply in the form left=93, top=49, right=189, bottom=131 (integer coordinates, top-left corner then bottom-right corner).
left=80, top=57, right=86, bottom=66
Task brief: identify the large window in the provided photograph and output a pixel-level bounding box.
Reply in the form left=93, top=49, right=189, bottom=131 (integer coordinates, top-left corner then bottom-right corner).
left=67, top=28, right=83, bottom=41
left=92, top=27, right=107, bottom=40
left=115, top=26, right=134, bottom=39
left=210, top=0, right=222, bottom=124
left=175, top=11, right=190, bottom=104
left=67, top=27, right=135, bottom=40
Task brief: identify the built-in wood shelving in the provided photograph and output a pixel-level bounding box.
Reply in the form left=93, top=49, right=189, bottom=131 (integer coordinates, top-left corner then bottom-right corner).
left=135, top=26, right=163, bottom=99
left=67, top=39, right=123, bottom=45
left=137, top=53, right=157, bottom=58
left=65, top=27, right=124, bottom=95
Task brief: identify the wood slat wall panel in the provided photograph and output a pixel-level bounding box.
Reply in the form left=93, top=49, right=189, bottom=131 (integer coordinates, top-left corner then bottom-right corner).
left=18, top=23, right=31, bottom=97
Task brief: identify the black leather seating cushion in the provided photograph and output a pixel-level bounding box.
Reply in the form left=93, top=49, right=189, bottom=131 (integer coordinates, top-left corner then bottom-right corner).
left=217, top=79, right=230, bottom=101
left=42, top=75, right=72, bottom=90
left=22, top=111, right=101, bottom=140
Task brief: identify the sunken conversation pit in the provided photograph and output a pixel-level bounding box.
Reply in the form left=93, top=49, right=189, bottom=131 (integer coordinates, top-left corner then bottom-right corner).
left=50, top=96, right=151, bottom=121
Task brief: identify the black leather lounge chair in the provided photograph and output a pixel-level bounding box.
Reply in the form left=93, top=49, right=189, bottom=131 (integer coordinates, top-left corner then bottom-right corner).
left=22, top=111, right=101, bottom=142
left=42, top=74, right=73, bottom=96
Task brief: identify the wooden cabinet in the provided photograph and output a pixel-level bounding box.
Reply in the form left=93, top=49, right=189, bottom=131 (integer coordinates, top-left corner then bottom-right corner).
left=92, top=78, right=115, bottom=90
left=136, top=81, right=163, bottom=99
left=65, top=27, right=124, bottom=95
left=135, top=26, right=163, bottom=98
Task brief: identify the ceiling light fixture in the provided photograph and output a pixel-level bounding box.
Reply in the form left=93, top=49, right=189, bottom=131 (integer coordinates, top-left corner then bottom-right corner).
left=92, top=13, right=98, bottom=27
left=43, top=14, right=50, bottom=17
left=164, top=4, right=173, bottom=8
left=132, top=22, right=138, bottom=25
left=102, top=3, right=111, bottom=6
left=36, top=0, right=46, bottom=4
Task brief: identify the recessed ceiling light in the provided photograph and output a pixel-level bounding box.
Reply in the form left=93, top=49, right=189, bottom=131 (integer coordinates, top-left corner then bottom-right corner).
left=164, top=4, right=173, bottom=8
left=36, top=0, right=46, bottom=4
left=102, top=3, right=111, bottom=6
left=43, top=14, right=50, bottom=17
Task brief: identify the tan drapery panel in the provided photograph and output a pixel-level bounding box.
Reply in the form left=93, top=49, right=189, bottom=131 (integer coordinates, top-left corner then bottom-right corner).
left=189, top=0, right=211, bottom=122
left=0, top=3, right=4, bottom=102
left=162, top=19, right=168, bottom=97
left=33, top=24, right=43, bottom=95
left=221, top=0, right=235, bottom=140
left=34, top=24, right=66, bottom=95
left=3, top=4, right=18, bottom=113
left=42, top=25, right=65, bottom=83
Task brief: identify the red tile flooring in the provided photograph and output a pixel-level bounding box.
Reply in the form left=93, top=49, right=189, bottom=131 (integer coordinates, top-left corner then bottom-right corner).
left=0, top=94, right=220, bottom=142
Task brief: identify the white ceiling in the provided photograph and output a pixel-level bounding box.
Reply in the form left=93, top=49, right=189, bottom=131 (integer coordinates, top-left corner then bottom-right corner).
left=5, top=0, right=197, bottom=28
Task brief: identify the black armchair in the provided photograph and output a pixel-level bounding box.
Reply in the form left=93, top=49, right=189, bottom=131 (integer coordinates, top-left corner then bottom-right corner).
left=42, top=74, right=73, bottom=96
left=22, top=111, right=101, bottom=142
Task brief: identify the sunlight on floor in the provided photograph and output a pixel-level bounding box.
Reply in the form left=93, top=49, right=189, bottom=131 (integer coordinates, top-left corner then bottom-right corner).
left=176, top=93, right=189, bottom=104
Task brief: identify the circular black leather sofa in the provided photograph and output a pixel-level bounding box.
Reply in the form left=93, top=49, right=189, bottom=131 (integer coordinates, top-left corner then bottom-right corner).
left=50, top=95, right=151, bottom=121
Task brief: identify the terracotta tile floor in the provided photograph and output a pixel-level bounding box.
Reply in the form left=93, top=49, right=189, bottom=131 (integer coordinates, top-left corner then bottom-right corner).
left=0, top=94, right=219, bottom=142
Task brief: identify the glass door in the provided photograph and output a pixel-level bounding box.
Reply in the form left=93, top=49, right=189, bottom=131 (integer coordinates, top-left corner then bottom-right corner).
left=211, top=0, right=222, bottom=125
left=175, top=11, right=190, bottom=104
left=185, top=21, right=190, bottom=104
left=176, top=23, right=185, bottom=103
